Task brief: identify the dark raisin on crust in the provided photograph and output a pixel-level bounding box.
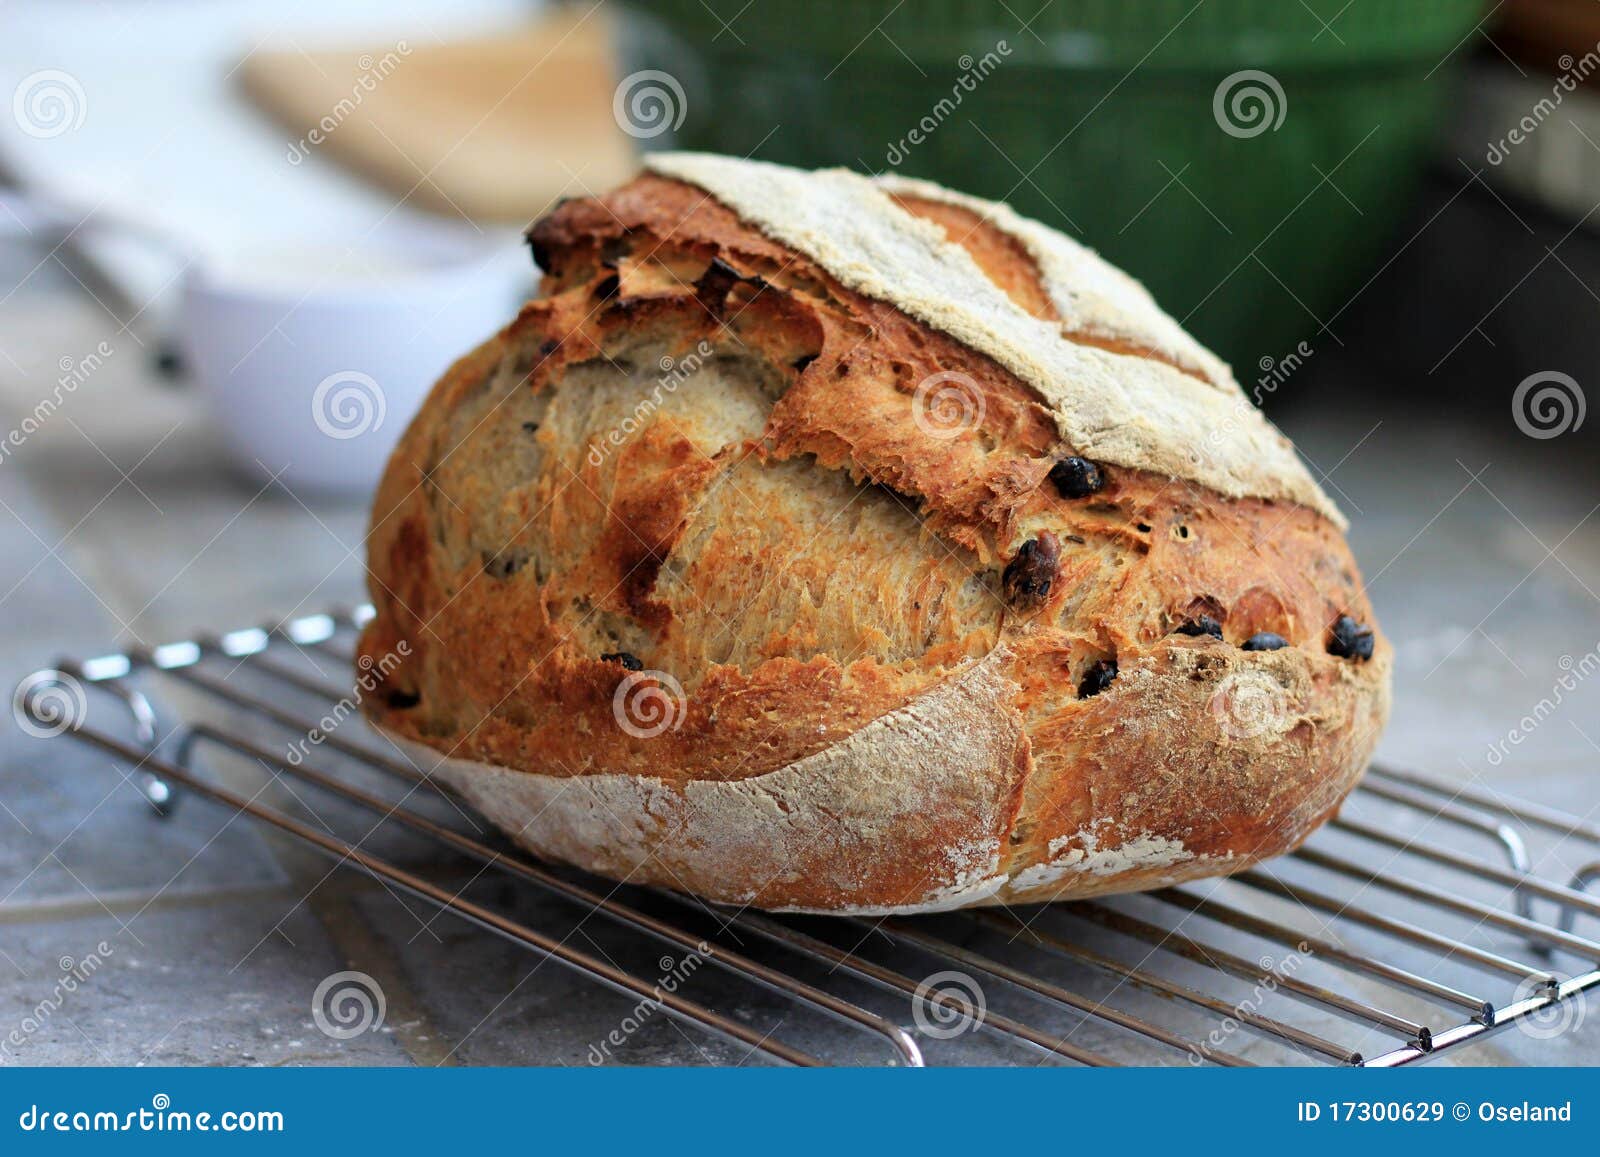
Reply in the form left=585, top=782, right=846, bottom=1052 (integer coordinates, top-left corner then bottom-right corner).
left=1078, top=658, right=1118, bottom=698
left=1241, top=632, right=1289, bottom=652
left=1175, top=615, right=1223, bottom=639
left=521, top=421, right=540, bottom=434
left=383, top=688, right=421, bottom=711
left=1002, top=531, right=1061, bottom=608
left=1047, top=456, right=1106, bottom=499
left=1327, top=614, right=1375, bottom=661
left=526, top=235, right=554, bottom=274
left=600, top=651, right=644, bottom=671
left=482, top=550, right=527, bottom=579
left=592, top=273, right=621, bottom=301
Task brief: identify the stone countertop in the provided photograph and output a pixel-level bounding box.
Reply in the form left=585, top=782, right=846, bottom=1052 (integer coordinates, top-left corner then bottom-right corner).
left=2, top=180, right=1599, bottom=1068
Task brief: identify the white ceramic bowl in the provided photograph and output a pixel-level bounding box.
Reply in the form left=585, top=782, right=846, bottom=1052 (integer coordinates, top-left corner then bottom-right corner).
left=181, top=232, right=531, bottom=497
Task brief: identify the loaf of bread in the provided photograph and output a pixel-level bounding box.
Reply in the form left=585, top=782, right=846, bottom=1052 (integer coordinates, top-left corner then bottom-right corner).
left=359, top=153, right=1389, bottom=913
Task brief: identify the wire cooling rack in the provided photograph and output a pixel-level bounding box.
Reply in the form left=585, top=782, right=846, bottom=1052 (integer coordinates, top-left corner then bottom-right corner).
left=14, top=605, right=1600, bottom=1066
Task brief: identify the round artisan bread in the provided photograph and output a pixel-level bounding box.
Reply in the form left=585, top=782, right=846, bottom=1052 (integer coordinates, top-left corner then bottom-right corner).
left=359, top=153, right=1390, bottom=914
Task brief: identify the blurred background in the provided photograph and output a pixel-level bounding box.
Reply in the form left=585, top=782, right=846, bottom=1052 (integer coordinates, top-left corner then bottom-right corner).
left=3, top=0, right=1600, bottom=1066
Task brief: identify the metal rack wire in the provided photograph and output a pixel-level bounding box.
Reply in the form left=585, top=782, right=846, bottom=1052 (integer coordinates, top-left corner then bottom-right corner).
left=15, top=605, right=1600, bottom=1067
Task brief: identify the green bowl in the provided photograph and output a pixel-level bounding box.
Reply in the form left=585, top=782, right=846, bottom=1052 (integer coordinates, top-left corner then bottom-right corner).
left=616, top=0, right=1483, bottom=372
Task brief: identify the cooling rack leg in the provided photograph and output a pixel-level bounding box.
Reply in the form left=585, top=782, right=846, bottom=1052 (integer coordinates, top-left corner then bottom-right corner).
left=16, top=665, right=176, bottom=816
left=1358, top=776, right=1543, bottom=951
left=1559, top=864, right=1600, bottom=942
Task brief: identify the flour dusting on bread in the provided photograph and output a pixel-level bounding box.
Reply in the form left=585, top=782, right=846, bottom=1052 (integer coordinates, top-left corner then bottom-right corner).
left=1009, top=824, right=1196, bottom=894
left=876, top=173, right=1236, bottom=392
left=383, top=649, right=1028, bottom=914
left=645, top=152, right=1341, bottom=525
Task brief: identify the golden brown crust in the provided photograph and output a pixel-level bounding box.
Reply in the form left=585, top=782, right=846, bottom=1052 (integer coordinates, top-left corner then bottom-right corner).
left=360, top=158, right=1390, bottom=913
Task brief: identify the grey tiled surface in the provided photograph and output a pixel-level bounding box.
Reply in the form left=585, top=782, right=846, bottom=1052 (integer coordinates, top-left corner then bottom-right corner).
left=2, top=226, right=1599, bottom=1066
left=0, top=898, right=411, bottom=1067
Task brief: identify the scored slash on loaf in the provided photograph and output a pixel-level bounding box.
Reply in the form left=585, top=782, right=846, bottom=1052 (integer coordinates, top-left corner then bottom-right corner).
left=359, top=153, right=1389, bottom=913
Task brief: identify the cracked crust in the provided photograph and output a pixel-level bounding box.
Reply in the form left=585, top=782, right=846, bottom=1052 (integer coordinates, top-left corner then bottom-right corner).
left=874, top=173, right=1236, bottom=391
left=645, top=153, right=1342, bottom=526
left=359, top=155, right=1390, bottom=912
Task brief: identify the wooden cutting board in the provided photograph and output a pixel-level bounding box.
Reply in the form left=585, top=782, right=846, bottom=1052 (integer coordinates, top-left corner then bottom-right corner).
left=238, top=8, right=638, bottom=223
